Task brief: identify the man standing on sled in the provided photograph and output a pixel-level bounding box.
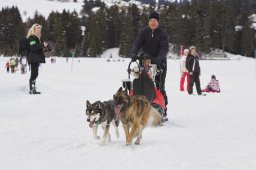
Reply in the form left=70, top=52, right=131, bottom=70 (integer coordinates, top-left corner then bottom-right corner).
left=131, top=11, right=169, bottom=121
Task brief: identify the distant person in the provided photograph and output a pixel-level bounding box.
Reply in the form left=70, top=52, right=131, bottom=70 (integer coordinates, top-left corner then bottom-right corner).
left=6, top=61, right=10, bottom=73
left=202, top=75, right=220, bottom=93
left=20, top=56, right=27, bottom=74
left=10, top=57, right=16, bottom=73
left=15, top=57, right=19, bottom=70
left=180, top=49, right=190, bottom=91
left=186, top=46, right=202, bottom=95
left=27, top=23, right=49, bottom=94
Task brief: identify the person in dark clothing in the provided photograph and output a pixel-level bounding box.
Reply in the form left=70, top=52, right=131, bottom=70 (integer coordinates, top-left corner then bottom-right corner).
left=131, top=11, right=169, bottom=120
left=6, top=61, right=10, bottom=73
left=186, top=46, right=202, bottom=95
left=27, top=23, right=48, bottom=94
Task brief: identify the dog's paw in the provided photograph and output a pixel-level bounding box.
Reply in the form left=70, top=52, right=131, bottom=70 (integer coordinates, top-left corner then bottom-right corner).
left=126, top=143, right=131, bottom=146
left=135, top=137, right=141, bottom=145
left=126, top=141, right=132, bottom=146
left=127, top=137, right=133, bottom=145
left=94, top=136, right=100, bottom=140
left=135, top=141, right=140, bottom=145
left=100, top=141, right=106, bottom=146
left=108, top=136, right=111, bottom=143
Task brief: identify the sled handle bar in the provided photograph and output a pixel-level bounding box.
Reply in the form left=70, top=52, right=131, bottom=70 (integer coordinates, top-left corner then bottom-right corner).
left=127, top=60, right=140, bottom=79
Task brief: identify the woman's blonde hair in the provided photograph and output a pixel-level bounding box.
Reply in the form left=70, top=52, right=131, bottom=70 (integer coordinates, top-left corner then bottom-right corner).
left=26, top=23, right=42, bottom=38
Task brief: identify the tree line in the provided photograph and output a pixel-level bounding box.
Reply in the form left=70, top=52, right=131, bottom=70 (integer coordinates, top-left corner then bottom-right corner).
left=0, top=0, right=255, bottom=57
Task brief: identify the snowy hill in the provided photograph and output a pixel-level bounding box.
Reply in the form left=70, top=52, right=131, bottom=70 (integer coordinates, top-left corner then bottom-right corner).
left=0, top=0, right=84, bottom=21
left=0, top=55, right=256, bottom=170
left=0, top=0, right=152, bottom=21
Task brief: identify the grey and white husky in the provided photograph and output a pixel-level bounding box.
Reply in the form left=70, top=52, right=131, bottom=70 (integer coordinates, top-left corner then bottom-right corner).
left=86, top=100, right=119, bottom=145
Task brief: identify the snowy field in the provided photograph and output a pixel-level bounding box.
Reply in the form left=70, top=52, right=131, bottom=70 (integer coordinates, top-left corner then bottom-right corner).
left=0, top=55, right=256, bottom=170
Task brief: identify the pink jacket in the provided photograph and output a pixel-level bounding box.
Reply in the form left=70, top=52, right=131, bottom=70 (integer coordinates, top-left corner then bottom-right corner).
left=207, top=79, right=220, bottom=92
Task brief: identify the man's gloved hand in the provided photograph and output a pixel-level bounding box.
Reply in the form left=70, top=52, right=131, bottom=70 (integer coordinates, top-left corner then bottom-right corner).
left=131, top=55, right=138, bottom=62
left=152, top=57, right=161, bottom=69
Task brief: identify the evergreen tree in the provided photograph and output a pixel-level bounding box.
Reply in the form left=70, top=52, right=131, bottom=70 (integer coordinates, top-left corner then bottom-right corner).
left=106, top=5, right=121, bottom=48
left=87, top=6, right=107, bottom=57
left=47, top=12, right=67, bottom=56
left=119, top=10, right=134, bottom=57
left=0, top=0, right=255, bottom=57
left=0, top=6, right=24, bottom=56
left=129, top=4, right=141, bottom=37
left=79, top=15, right=90, bottom=57
left=66, top=11, right=81, bottom=51
left=191, top=1, right=211, bottom=53
left=240, top=0, right=254, bottom=57
left=241, top=22, right=254, bottom=57
left=222, top=0, right=236, bottom=52
left=139, top=7, right=149, bottom=29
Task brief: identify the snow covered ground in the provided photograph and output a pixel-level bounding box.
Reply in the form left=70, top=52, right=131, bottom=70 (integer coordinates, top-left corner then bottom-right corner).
left=0, top=55, right=256, bottom=170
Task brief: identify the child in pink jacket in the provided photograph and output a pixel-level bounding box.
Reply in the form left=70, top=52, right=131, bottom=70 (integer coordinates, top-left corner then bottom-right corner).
left=202, top=75, right=220, bottom=93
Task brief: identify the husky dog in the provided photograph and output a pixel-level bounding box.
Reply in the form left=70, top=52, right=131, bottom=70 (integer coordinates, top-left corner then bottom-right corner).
left=86, top=100, right=119, bottom=145
left=113, top=87, right=162, bottom=146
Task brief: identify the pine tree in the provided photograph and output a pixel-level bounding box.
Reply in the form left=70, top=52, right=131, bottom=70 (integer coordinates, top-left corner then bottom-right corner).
left=48, top=12, right=67, bottom=56
left=163, top=3, right=179, bottom=46
left=240, top=0, right=254, bottom=57
left=139, top=7, right=149, bottom=29
left=0, top=6, right=24, bottom=56
left=79, top=15, right=89, bottom=57
left=119, top=10, right=134, bottom=57
left=191, top=1, right=211, bottom=53
left=241, top=23, right=254, bottom=57
left=87, top=6, right=107, bottom=57
left=222, top=0, right=236, bottom=52
left=106, top=5, right=121, bottom=48
left=173, top=3, right=192, bottom=48
left=66, top=11, right=81, bottom=51
left=129, top=4, right=141, bottom=38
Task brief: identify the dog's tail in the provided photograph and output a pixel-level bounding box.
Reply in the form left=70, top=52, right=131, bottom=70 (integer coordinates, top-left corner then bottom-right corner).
left=148, top=106, right=162, bottom=127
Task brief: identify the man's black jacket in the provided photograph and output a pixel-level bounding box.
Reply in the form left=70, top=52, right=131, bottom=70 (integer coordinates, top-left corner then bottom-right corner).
left=131, top=27, right=169, bottom=68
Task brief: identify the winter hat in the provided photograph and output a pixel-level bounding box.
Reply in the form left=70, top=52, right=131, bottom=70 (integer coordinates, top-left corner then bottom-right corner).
left=149, top=11, right=159, bottom=22
left=189, top=46, right=196, bottom=51
left=183, top=49, right=189, bottom=55
left=211, top=75, right=216, bottom=80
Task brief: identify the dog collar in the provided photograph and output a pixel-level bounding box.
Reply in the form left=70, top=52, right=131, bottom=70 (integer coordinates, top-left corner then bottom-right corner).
left=95, top=119, right=100, bottom=125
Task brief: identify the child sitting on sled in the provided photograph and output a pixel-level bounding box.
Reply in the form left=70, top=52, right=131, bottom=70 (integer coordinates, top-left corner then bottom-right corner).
left=202, top=75, right=220, bottom=93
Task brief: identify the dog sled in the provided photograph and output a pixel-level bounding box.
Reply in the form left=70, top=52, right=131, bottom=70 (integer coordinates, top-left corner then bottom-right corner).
left=122, top=54, right=166, bottom=118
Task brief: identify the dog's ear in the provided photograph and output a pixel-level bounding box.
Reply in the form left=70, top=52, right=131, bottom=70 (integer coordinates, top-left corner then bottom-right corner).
left=86, top=100, right=91, bottom=107
left=124, top=89, right=128, bottom=95
left=98, top=102, right=104, bottom=109
left=95, top=101, right=102, bottom=108
left=117, top=87, right=122, bottom=92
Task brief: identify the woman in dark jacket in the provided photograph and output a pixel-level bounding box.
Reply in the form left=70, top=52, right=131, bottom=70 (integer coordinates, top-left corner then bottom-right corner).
left=186, top=46, right=202, bottom=95
left=27, top=23, right=48, bottom=94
